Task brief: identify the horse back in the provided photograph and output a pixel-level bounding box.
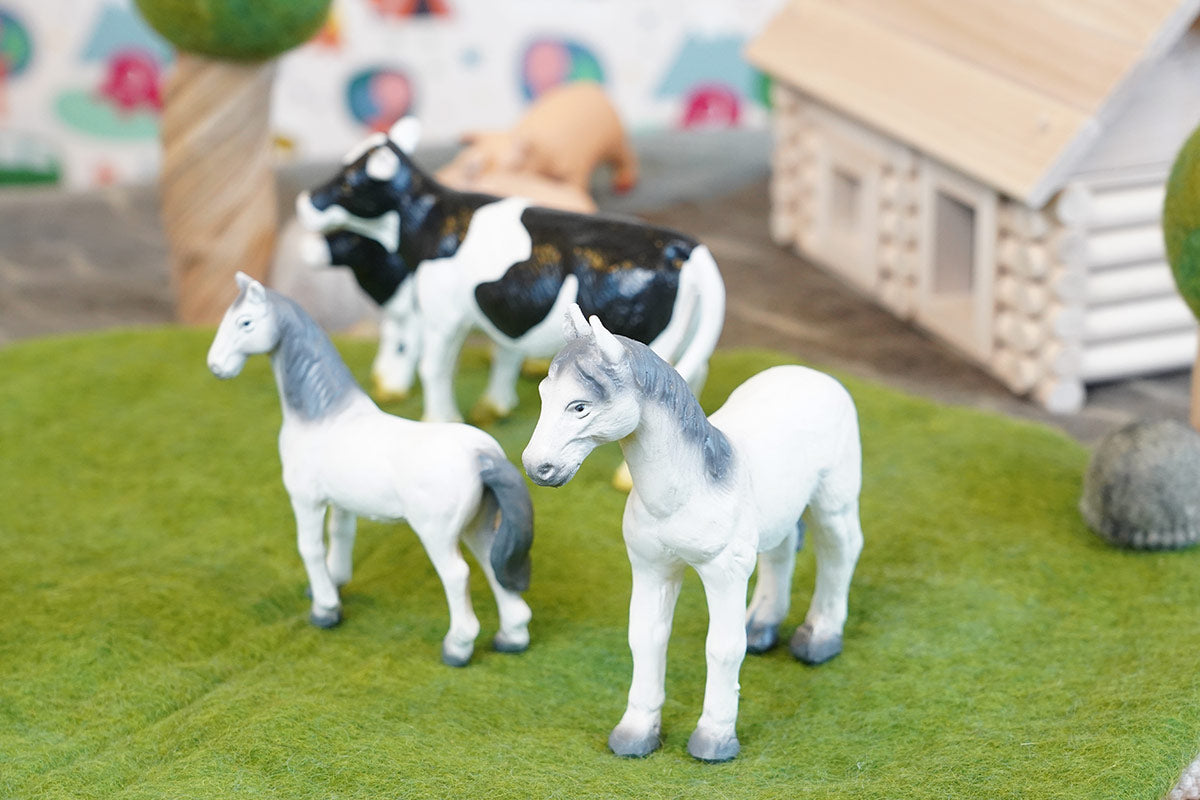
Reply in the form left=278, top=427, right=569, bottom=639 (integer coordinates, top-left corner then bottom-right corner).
left=711, top=366, right=861, bottom=530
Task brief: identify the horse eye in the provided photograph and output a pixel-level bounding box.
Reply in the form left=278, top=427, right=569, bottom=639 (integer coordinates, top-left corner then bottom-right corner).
left=239, top=318, right=253, bottom=329
left=395, top=343, right=405, bottom=353
left=573, top=403, right=587, bottom=414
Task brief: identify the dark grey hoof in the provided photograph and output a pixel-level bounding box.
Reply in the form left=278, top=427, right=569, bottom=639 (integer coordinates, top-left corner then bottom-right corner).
left=441, top=645, right=473, bottom=668
left=745, top=622, right=780, bottom=654
left=309, top=606, right=342, bottom=629
left=789, top=623, right=842, bottom=665
left=492, top=635, right=529, bottom=654
left=687, top=727, right=740, bottom=762
left=608, top=725, right=661, bottom=758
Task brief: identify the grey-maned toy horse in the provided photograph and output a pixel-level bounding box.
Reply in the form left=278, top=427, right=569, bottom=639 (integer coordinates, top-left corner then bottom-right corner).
left=207, top=272, right=533, bottom=666
left=523, top=305, right=864, bottom=761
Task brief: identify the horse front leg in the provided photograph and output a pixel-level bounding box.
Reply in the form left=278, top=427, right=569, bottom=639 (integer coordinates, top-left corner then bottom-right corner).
left=325, top=505, right=357, bottom=589
left=471, top=344, right=523, bottom=424
left=293, top=498, right=342, bottom=628
left=690, top=550, right=755, bottom=762
left=417, top=320, right=469, bottom=423
left=609, top=553, right=684, bottom=758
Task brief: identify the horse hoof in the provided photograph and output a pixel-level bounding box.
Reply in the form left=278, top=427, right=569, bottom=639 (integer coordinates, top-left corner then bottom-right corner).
left=608, top=724, right=661, bottom=758
left=745, top=623, right=780, bottom=654
left=309, top=605, right=342, bottom=629
left=789, top=623, right=842, bottom=665
left=441, top=642, right=474, bottom=668
left=492, top=632, right=529, bottom=654
left=687, top=726, right=740, bottom=762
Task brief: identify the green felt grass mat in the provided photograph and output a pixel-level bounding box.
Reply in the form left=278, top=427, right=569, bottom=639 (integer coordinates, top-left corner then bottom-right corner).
left=2, top=328, right=1199, bottom=799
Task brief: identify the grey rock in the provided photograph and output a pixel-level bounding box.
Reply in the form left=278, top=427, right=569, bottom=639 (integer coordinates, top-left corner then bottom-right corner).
left=1080, top=419, right=1200, bottom=550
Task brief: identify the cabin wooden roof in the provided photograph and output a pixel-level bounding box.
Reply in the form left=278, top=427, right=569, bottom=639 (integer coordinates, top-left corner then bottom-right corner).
left=746, top=0, right=1200, bottom=207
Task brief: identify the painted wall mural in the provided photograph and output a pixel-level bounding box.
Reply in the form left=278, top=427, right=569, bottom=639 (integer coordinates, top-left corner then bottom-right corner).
left=0, top=0, right=783, bottom=190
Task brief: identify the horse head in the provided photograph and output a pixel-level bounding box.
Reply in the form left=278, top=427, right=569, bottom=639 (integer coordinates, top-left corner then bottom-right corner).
left=207, top=272, right=281, bottom=379
left=523, top=305, right=642, bottom=487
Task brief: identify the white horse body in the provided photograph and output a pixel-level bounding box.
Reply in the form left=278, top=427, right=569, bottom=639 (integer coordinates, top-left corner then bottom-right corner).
left=209, top=273, right=534, bottom=667
left=523, top=307, right=864, bottom=762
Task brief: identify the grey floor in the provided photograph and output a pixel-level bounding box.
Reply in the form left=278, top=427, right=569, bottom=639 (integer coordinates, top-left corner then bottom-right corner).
left=0, top=129, right=1189, bottom=445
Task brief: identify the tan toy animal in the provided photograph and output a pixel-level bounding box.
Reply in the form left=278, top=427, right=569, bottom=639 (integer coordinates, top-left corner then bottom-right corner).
left=436, top=81, right=638, bottom=195
left=442, top=169, right=597, bottom=214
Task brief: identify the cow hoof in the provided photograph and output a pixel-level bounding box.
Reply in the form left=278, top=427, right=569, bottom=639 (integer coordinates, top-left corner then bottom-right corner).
left=789, top=623, right=842, bottom=665
left=468, top=399, right=511, bottom=427
left=611, top=462, right=633, bottom=493
left=746, top=622, right=780, bottom=654
left=687, top=726, right=739, bottom=762
left=520, top=358, right=551, bottom=379
left=608, top=723, right=661, bottom=758
left=309, top=605, right=343, bottom=629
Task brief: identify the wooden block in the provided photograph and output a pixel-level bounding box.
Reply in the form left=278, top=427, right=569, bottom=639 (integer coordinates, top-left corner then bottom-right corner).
left=1055, top=180, right=1164, bottom=229
left=1082, top=295, right=1195, bottom=342
left=1080, top=328, right=1198, bottom=382
left=1083, top=261, right=1176, bottom=304
left=1034, top=376, right=1086, bottom=414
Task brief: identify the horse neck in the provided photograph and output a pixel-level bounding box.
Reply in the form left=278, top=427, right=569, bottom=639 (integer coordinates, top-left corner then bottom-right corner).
left=620, top=400, right=718, bottom=516
left=267, top=297, right=362, bottom=423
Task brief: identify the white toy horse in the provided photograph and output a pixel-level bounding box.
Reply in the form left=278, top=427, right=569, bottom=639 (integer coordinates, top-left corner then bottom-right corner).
left=207, top=273, right=534, bottom=666
left=522, top=306, right=864, bottom=761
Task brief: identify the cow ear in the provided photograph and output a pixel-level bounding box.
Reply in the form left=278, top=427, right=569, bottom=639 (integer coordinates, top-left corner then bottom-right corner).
left=563, top=304, right=588, bottom=340
left=389, top=117, right=421, bottom=155
left=589, top=315, right=624, bottom=365
left=365, top=146, right=400, bottom=181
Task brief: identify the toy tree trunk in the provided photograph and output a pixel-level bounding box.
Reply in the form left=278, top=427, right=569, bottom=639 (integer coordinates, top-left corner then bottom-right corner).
left=1193, top=339, right=1200, bottom=431
left=160, top=52, right=278, bottom=324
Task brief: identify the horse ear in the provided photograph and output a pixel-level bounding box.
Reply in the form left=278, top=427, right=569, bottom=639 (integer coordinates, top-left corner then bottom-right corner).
left=563, top=304, right=588, bottom=340
left=388, top=117, right=421, bottom=155
left=237, top=272, right=266, bottom=304
left=588, top=315, right=624, bottom=365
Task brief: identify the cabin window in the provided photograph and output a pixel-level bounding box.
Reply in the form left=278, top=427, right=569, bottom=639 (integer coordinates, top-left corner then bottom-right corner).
left=932, top=191, right=976, bottom=295
left=830, top=167, right=861, bottom=234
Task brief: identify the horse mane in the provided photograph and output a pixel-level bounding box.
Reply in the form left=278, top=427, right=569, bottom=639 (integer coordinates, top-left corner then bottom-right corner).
left=558, top=335, right=733, bottom=483
left=247, top=287, right=360, bottom=421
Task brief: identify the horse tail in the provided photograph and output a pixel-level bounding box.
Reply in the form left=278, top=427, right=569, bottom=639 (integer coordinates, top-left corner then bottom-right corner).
left=477, top=451, right=534, bottom=593
left=671, top=244, right=725, bottom=394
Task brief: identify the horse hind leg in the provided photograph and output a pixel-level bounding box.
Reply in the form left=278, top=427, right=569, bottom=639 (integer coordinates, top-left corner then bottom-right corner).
left=745, top=521, right=801, bottom=654
left=411, top=509, right=481, bottom=666
left=460, top=496, right=532, bottom=654
left=793, top=498, right=863, bottom=665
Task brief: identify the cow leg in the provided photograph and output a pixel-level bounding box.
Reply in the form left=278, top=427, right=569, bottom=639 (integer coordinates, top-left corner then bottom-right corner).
left=418, top=320, right=470, bottom=423
left=472, top=344, right=523, bottom=424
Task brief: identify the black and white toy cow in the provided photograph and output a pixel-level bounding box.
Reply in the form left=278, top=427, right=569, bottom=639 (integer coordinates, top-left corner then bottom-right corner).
left=296, top=117, right=726, bottom=426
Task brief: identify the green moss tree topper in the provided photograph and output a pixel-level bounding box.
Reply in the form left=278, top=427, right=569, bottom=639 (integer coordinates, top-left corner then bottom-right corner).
left=1163, top=123, right=1200, bottom=429
left=134, top=0, right=332, bottom=61
left=1164, top=125, right=1200, bottom=317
